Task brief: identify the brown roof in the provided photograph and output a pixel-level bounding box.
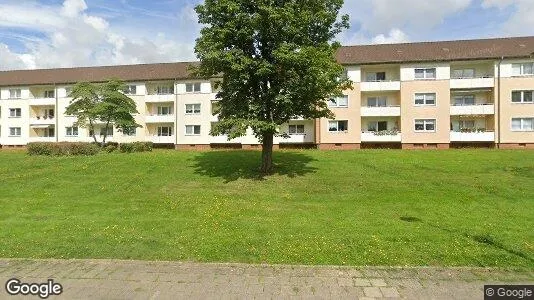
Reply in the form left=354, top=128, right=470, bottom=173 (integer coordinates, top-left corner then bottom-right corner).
left=337, top=36, right=534, bottom=65
left=0, top=61, right=198, bottom=87
left=2, top=36, right=534, bottom=86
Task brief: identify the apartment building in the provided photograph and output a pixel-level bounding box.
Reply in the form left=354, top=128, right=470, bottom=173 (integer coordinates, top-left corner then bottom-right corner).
left=1, top=36, right=534, bottom=149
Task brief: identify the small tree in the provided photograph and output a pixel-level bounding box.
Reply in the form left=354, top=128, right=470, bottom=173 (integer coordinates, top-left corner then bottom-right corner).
left=66, top=79, right=140, bottom=145
left=194, top=0, right=351, bottom=173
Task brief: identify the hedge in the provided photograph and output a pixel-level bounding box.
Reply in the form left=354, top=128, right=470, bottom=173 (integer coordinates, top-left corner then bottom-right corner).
left=119, top=142, right=154, bottom=153
left=28, top=142, right=101, bottom=156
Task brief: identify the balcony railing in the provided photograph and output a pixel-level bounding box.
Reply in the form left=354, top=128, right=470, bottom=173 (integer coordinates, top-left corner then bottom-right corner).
left=30, top=116, right=55, bottom=125
left=29, top=98, right=56, bottom=105
left=147, top=135, right=175, bottom=144
left=450, top=130, right=495, bottom=142
left=450, top=76, right=494, bottom=89
left=361, top=80, right=401, bottom=92
left=361, top=105, right=401, bottom=117
left=279, top=134, right=314, bottom=144
left=450, top=103, right=495, bottom=115
left=361, top=131, right=402, bottom=142
left=145, top=114, right=175, bottom=123
left=145, top=94, right=175, bottom=103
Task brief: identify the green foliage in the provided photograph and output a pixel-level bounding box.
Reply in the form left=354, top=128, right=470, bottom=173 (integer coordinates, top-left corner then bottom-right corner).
left=119, top=142, right=154, bottom=153
left=27, top=142, right=100, bottom=156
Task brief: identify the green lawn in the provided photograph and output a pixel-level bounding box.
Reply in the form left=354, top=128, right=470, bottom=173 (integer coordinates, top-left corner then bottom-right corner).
left=0, top=149, right=533, bottom=268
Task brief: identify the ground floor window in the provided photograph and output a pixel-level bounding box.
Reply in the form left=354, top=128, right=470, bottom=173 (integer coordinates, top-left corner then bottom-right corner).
left=367, top=121, right=388, bottom=132
left=66, top=127, right=78, bottom=137
left=43, top=128, right=55, bottom=137
left=415, top=119, right=436, bottom=132
left=512, top=118, right=534, bottom=131
left=185, top=125, right=201, bottom=135
left=9, top=127, right=21, bottom=137
left=288, top=124, right=305, bottom=135
left=99, top=127, right=113, bottom=137
left=158, top=126, right=173, bottom=136
left=459, top=120, right=475, bottom=130
left=328, top=120, right=348, bottom=132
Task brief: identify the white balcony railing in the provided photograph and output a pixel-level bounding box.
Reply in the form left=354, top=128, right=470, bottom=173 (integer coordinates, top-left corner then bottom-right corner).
left=450, top=77, right=494, bottom=89
left=29, top=98, right=56, bottom=106
left=30, top=117, right=56, bottom=125
left=450, top=104, right=495, bottom=115
left=145, top=94, right=175, bottom=103
left=361, top=131, right=402, bottom=142
left=360, top=80, right=401, bottom=92
left=450, top=131, right=495, bottom=142
left=145, top=115, right=175, bottom=123
left=361, top=106, right=401, bottom=117
left=147, top=135, right=175, bottom=144
left=279, top=134, right=315, bottom=144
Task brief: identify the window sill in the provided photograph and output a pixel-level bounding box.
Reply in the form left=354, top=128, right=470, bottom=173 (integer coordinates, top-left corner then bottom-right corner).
left=328, top=131, right=349, bottom=134
left=8, top=136, right=21, bottom=137
left=511, top=102, right=534, bottom=104
left=414, top=131, right=436, bottom=133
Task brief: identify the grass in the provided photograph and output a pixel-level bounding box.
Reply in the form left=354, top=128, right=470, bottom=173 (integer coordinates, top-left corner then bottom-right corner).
left=0, top=149, right=533, bottom=268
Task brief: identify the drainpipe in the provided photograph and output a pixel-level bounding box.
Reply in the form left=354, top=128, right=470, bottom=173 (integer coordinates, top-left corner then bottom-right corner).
left=55, top=83, right=58, bottom=143
left=175, top=79, right=178, bottom=147
left=497, top=57, right=503, bottom=148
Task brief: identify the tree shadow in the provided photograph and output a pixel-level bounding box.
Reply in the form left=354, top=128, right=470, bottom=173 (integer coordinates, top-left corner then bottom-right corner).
left=191, top=151, right=318, bottom=182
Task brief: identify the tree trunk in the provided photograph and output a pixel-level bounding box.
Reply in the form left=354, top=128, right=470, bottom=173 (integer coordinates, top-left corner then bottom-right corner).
left=102, top=120, right=111, bottom=146
left=260, top=132, right=274, bottom=174
left=89, top=121, right=98, bottom=143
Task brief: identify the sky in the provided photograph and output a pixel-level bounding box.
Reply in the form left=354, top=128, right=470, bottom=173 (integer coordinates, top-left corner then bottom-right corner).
left=0, top=0, right=532, bottom=71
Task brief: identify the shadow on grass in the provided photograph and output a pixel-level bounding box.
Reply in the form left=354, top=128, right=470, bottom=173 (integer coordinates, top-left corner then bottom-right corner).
left=191, top=151, right=317, bottom=182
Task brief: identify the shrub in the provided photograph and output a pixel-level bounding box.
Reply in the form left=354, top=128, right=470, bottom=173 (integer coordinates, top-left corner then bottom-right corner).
left=119, top=142, right=153, bottom=153
left=28, top=142, right=100, bottom=156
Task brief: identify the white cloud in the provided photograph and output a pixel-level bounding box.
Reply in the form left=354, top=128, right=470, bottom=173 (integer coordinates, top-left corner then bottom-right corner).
left=0, top=44, right=28, bottom=70
left=61, top=0, right=88, bottom=18
left=372, top=29, right=409, bottom=44
left=482, top=0, right=534, bottom=35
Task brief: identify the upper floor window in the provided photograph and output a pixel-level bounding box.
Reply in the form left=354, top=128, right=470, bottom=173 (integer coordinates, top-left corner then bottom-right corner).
left=453, top=95, right=475, bottom=106
left=367, top=96, right=387, bottom=107
left=157, top=106, right=173, bottom=115
left=185, top=104, right=201, bottom=114
left=186, top=83, right=201, bottom=93
left=9, top=127, right=21, bottom=137
left=123, top=85, right=137, bottom=95
left=459, top=120, right=476, bottom=130
left=366, top=72, right=386, bottom=82
left=65, top=126, right=79, bottom=137
left=367, top=121, right=388, bottom=132
left=65, top=87, right=72, bottom=96
left=414, top=68, right=436, bottom=80
left=512, top=91, right=533, bottom=103
left=512, top=118, right=534, bottom=132
left=328, top=120, right=348, bottom=132
left=452, top=69, right=475, bottom=79
left=288, top=124, right=305, bottom=135
left=44, top=90, right=55, bottom=98
left=415, top=119, right=436, bottom=132
left=415, top=93, right=436, bottom=106
left=9, top=89, right=21, bottom=99
left=9, top=108, right=21, bottom=118
left=99, top=127, right=114, bottom=137
left=328, top=95, right=348, bottom=108
left=156, top=86, right=174, bottom=95
left=512, top=63, right=534, bottom=76
left=185, top=125, right=201, bottom=135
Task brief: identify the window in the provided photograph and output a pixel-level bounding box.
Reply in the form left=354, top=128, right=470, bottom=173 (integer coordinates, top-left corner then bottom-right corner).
left=415, top=119, right=436, bottom=132
left=366, top=72, right=386, bottom=82
left=512, top=63, right=534, bottom=76
left=367, top=121, right=388, bottom=132
left=452, top=69, right=475, bottom=79
left=123, top=85, right=137, bottom=95
left=185, top=125, right=201, bottom=135
left=511, top=118, right=534, bottom=131
left=66, top=127, right=79, bottom=137
left=99, top=127, right=114, bottom=136
left=367, top=96, right=387, bottom=107
left=9, top=89, right=21, bottom=99
left=9, top=108, right=21, bottom=118
left=44, top=90, right=55, bottom=98
left=123, top=127, right=136, bottom=136
left=9, top=127, right=21, bottom=137
left=157, top=126, right=173, bottom=136
left=459, top=120, right=475, bottom=129
left=512, top=91, right=534, bottom=103
left=328, top=95, right=348, bottom=108
left=65, top=87, right=72, bottom=96
left=186, top=83, right=202, bottom=93
left=328, top=120, right=348, bottom=132
left=156, top=86, right=174, bottom=95
left=288, top=124, right=305, bottom=135
left=44, top=109, right=54, bottom=118
left=415, top=93, right=436, bottom=106
left=43, top=128, right=55, bottom=138
left=157, top=106, right=172, bottom=115
left=414, top=68, right=436, bottom=79
left=185, top=104, right=201, bottom=114
left=453, top=95, right=475, bottom=106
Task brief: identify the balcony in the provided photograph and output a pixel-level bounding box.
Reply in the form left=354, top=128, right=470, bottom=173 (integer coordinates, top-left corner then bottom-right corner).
left=450, top=104, right=494, bottom=115
left=450, top=77, right=494, bottom=89
left=30, top=117, right=55, bottom=125
left=29, top=98, right=56, bottom=106
left=361, top=106, right=401, bottom=117
left=145, top=115, right=175, bottom=123
left=147, top=135, right=175, bottom=144
left=360, top=80, right=401, bottom=92
left=145, top=94, right=175, bottom=103
left=450, top=131, right=495, bottom=142
left=361, top=131, right=402, bottom=142
left=279, top=134, right=315, bottom=144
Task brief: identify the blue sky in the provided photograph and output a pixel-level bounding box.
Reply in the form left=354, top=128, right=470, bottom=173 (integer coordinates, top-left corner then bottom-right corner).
left=0, top=0, right=532, bottom=70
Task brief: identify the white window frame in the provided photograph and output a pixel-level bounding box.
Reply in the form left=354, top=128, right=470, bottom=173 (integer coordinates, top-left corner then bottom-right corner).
left=185, top=125, right=201, bottom=136
left=511, top=91, right=534, bottom=104
left=9, top=89, right=21, bottom=99
left=511, top=118, right=534, bottom=132
left=512, top=63, right=534, bottom=76
left=414, top=93, right=436, bottom=106
left=9, top=108, right=21, bottom=118
left=65, top=126, right=79, bottom=137
left=43, top=127, right=55, bottom=138
left=328, top=95, right=348, bottom=108
left=44, top=90, right=55, bottom=98
left=288, top=124, right=305, bottom=135
left=156, top=86, right=174, bottom=95
left=367, top=121, right=388, bottom=132
left=9, top=127, right=21, bottom=137
left=185, top=83, right=202, bottom=93
left=414, top=119, right=436, bottom=132
left=328, top=120, right=348, bottom=133
left=157, top=126, right=173, bottom=137
left=451, top=69, right=475, bottom=79
left=157, top=106, right=173, bottom=115
left=365, top=72, right=386, bottom=82
left=414, top=68, right=436, bottom=80
left=123, top=85, right=137, bottom=95
left=185, top=104, right=201, bottom=114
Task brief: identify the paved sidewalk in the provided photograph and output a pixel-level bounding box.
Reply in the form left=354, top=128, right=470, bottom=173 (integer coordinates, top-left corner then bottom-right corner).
left=0, top=259, right=532, bottom=299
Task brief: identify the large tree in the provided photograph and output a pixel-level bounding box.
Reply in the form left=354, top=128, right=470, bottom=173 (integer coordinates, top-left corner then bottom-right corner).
left=194, top=0, right=351, bottom=173
left=66, top=79, right=140, bottom=145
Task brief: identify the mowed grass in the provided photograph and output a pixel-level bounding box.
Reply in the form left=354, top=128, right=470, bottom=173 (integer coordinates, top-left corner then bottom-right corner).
left=0, top=149, right=533, bottom=268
